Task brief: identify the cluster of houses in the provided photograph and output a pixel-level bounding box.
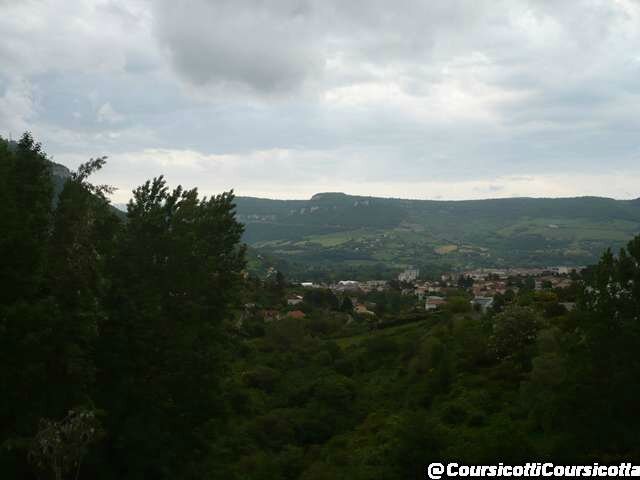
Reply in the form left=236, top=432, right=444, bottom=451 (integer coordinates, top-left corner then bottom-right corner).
left=301, top=280, right=388, bottom=294
left=398, top=267, right=420, bottom=283
left=454, top=267, right=579, bottom=293
left=449, top=266, right=583, bottom=281
left=244, top=265, right=581, bottom=324
left=413, top=265, right=580, bottom=313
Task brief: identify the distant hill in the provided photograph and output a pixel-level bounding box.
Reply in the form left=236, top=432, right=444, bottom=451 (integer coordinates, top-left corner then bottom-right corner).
left=43, top=155, right=640, bottom=277
left=235, top=192, right=640, bottom=277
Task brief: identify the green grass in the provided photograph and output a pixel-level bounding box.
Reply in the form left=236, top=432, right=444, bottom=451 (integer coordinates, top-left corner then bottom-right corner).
left=301, top=229, right=377, bottom=247
left=496, top=218, right=637, bottom=241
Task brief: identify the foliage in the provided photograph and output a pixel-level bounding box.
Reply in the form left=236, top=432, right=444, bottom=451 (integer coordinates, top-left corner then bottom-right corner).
left=0, top=135, right=246, bottom=479
left=489, top=306, right=540, bottom=366
left=28, top=408, right=103, bottom=480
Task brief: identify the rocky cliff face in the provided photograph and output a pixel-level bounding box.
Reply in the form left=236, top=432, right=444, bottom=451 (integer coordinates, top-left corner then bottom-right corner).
left=50, top=161, right=72, bottom=179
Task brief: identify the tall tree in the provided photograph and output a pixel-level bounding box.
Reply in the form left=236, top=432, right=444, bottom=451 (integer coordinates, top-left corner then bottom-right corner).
left=1, top=138, right=118, bottom=478
left=0, top=133, right=53, bottom=304
left=43, top=157, right=120, bottom=416
left=98, top=177, right=245, bottom=478
left=0, top=134, right=56, bottom=477
left=567, top=239, right=640, bottom=456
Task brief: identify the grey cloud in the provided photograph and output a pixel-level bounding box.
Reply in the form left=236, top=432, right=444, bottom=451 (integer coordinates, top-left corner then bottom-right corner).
left=2, top=0, right=640, bottom=200
left=0, top=0, right=156, bottom=78
left=153, top=0, right=324, bottom=94
left=149, top=0, right=640, bottom=156
left=151, top=0, right=494, bottom=95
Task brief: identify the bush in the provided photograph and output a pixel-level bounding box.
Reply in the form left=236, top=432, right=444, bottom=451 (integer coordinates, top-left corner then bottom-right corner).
left=446, top=296, right=472, bottom=314
left=489, top=306, right=540, bottom=366
left=364, top=336, right=398, bottom=356
left=312, top=375, right=356, bottom=411
left=242, top=366, right=281, bottom=392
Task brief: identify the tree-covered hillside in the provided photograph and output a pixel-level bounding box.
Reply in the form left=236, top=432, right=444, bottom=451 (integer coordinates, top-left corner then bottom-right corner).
left=235, top=192, right=640, bottom=278
left=220, top=246, right=640, bottom=478
left=3, top=133, right=640, bottom=479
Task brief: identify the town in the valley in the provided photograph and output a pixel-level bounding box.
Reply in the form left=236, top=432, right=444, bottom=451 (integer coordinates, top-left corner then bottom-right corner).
left=243, top=264, right=583, bottom=325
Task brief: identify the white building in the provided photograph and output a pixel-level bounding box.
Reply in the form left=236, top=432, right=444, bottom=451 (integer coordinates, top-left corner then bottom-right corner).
left=287, top=295, right=303, bottom=306
left=398, top=267, right=419, bottom=283
left=471, top=296, right=494, bottom=313
left=425, top=296, right=446, bottom=311
left=335, top=280, right=360, bottom=292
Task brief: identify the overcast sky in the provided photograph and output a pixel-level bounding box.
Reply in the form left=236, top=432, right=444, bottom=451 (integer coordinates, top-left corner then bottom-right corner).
left=1, top=0, right=640, bottom=202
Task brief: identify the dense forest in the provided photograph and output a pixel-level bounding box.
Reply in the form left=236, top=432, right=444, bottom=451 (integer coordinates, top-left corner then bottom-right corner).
left=2, top=133, right=640, bottom=479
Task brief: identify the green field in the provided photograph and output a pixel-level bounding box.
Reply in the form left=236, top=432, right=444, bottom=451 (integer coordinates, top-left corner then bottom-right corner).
left=299, top=229, right=376, bottom=247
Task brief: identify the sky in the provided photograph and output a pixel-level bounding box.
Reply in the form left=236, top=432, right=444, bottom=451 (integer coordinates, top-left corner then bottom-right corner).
left=1, top=0, right=640, bottom=202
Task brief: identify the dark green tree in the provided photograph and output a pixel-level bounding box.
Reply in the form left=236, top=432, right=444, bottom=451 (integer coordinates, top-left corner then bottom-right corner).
left=489, top=306, right=540, bottom=368
left=1, top=141, right=117, bottom=477
left=0, top=132, right=53, bottom=304
left=98, top=177, right=246, bottom=478
left=0, top=134, right=56, bottom=477
left=566, top=240, right=640, bottom=455
left=46, top=157, right=120, bottom=411
left=340, top=296, right=354, bottom=314
left=303, top=289, right=340, bottom=311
